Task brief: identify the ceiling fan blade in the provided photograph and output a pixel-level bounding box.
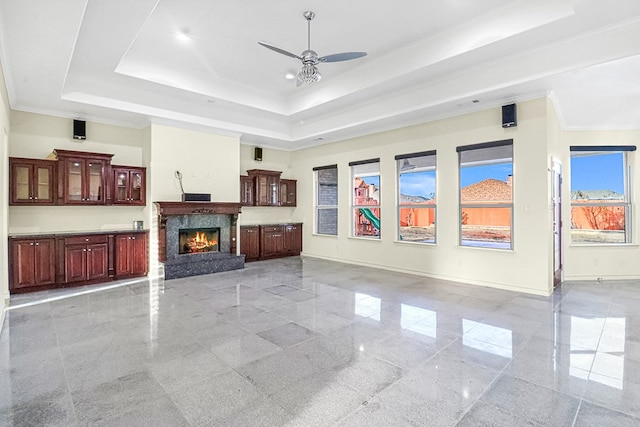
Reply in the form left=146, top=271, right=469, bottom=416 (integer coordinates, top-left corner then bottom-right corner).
left=258, top=42, right=302, bottom=61
left=318, top=52, right=367, bottom=63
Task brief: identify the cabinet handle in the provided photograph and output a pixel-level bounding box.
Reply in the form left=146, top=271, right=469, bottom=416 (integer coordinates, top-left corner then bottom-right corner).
left=132, top=237, right=136, bottom=240
left=88, top=249, right=92, bottom=252
left=85, top=238, right=89, bottom=242
left=34, top=197, right=38, bottom=200
left=83, top=249, right=87, bottom=252
left=30, top=242, right=34, bottom=246
left=35, top=242, right=39, bottom=246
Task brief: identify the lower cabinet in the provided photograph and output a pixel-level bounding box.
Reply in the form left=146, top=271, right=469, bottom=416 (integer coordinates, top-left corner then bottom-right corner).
left=9, top=230, right=149, bottom=293
left=240, top=223, right=302, bottom=261
left=9, top=237, right=56, bottom=291
left=115, top=232, right=148, bottom=278
left=63, top=235, right=109, bottom=283
left=240, top=226, right=260, bottom=261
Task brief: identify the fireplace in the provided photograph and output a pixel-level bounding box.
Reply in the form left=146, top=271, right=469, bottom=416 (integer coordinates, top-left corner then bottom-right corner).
left=155, top=202, right=244, bottom=279
left=179, top=227, right=219, bottom=254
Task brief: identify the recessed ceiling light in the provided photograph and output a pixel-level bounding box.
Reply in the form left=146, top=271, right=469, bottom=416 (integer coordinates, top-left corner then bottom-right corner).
left=284, top=72, right=296, bottom=80
left=175, top=31, right=191, bottom=42
left=472, top=99, right=480, bottom=103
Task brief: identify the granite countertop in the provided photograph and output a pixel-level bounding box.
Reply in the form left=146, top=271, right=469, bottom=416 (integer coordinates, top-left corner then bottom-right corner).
left=9, top=229, right=150, bottom=238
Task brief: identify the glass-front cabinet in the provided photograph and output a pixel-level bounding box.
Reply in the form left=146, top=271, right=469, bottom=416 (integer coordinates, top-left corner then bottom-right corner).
left=112, top=166, right=146, bottom=205
left=9, top=158, right=56, bottom=205
left=54, top=149, right=113, bottom=205
left=247, top=169, right=282, bottom=206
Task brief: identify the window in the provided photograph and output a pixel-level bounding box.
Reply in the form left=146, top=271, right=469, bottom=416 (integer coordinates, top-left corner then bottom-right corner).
left=458, top=140, right=513, bottom=249
left=570, top=146, right=635, bottom=244
left=314, top=164, right=338, bottom=235
left=396, top=151, right=436, bottom=243
left=350, top=158, right=380, bottom=238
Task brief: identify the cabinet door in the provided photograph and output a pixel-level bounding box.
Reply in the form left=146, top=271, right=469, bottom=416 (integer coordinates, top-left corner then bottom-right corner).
left=261, top=227, right=284, bottom=258
left=87, top=243, right=109, bottom=280
left=240, top=176, right=254, bottom=206
left=113, top=167, right=146, bottom=205
left=65, top=245, right=87, bottom=283
left=255, top=175, right=280, bottom=206
left=34, top=239, right=56, bottom=285
left=130, top=233, right=148, bottom=275
left=129, top=169, right=145, bottom=205
left=240, top=227, right=260, bottom=261
left=284, top=224, right=302, bottom=255
left=10, top=240, right=36, bottom=289
left=10, top=159, right=55, bottom=205
left=114, top=234, right=132, bottom=275
left=65, top=159, right=85, bottom=203
left=280, top=179, right=297, bottom=206
left=86, top=160, right=105, bottom=203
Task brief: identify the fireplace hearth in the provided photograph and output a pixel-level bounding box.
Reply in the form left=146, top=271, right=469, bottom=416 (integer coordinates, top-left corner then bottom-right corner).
left=155, top=202, right=244, bottom=279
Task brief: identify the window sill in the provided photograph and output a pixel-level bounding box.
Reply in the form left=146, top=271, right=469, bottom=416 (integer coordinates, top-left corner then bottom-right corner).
left=569, top=243, right=639, bottom=248
left=311, top=233, right=338, bottom=238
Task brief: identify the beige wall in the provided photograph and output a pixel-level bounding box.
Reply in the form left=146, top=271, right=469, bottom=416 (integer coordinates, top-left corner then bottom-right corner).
left=560, top=129, right=640, bottom=280
left=7, top=111, right=146, bottom=234
left=291, top=99, right=555, bottom=295
left=0, top=58, right=10, bottom=307
left=2, top=96, right=638, bottom=300
left=238, top=144, right=296, bottom=225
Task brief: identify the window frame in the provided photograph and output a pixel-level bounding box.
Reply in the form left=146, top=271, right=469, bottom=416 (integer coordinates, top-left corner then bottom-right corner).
left=457, top=140, right=514, bottom=250
left=396, top=150, right=437, bottom=244
left=313, top=164, right=338, bottom=236
left=350, top=158, right=381, bottom=239
left=569, top=146, right=635, bottom=245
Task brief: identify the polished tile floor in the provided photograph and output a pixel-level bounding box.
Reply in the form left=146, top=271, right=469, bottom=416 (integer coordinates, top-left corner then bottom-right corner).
left=2, top=257, right=640, bottom=426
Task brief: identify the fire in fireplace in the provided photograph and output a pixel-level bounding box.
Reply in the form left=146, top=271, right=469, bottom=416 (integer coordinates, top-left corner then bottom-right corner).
left=179, top=227, right=220, bottom=254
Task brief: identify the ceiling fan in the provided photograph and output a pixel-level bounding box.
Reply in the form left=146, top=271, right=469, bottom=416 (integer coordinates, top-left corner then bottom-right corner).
left=259, top=11, right=367, bottom=86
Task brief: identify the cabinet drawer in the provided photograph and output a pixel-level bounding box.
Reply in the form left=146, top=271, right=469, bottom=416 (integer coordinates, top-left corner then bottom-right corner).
left=262, top=225, right=283, bottom=233
left=65, top=234, right=108, bottom=245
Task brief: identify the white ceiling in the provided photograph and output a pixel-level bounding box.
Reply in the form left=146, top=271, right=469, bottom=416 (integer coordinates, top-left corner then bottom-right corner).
left=1, top=0, right=640, bottom=150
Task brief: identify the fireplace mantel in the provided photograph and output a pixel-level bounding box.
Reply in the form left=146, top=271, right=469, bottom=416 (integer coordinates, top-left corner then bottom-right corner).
left=155, top=201, right=242, bottom=218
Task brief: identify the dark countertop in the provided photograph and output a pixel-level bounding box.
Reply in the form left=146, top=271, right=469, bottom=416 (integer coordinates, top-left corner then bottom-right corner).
left=9, top=229, right=150, bottom=239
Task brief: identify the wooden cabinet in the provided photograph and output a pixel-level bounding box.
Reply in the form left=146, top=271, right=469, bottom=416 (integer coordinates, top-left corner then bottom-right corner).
left=242, top=170, right=296, bottom=207
left=260, top=225, right=285, bottom=259
left=54, top=149, right=113, bottom=205
left=112, top=166, right=146, bottom=205
left=114, top=232, right=148, bottom=277
left=280, top=179, right=297, bottom=206
left=240, top=175, right=254, bottom=206
left=63, top=234, right=109, bottom=283
left=284, top=223, right=302, bottom=255
left=9, top=158, right=56, bottom=205
left=9, top=237, right=56, bottom=291
left=240, top=226, right=260, bottom=261
left=247, top=169, right=281, bottom=206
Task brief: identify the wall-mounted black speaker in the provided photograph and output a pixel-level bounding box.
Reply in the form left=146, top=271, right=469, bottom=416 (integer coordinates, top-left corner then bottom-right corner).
left=73, top=119, right=86, bottom=140
left=502, top=104, right=517, bottom=128
left=254, top=147, right=263, bottom=161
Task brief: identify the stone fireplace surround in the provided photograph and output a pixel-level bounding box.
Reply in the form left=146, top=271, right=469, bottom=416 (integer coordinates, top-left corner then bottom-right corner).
left=155, top=202, right=244, bottom=279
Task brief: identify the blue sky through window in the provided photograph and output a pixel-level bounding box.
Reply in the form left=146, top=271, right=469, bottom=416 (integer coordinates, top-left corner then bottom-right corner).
left=399, top=171, right=436, bottom=199
left=571, top=152, right=623, bottom=194
left=460, top=163, right=513, bottom=188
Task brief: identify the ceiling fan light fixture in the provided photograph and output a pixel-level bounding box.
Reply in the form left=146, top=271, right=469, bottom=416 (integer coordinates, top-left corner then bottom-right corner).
left=298, top=64, right=322, bottom=84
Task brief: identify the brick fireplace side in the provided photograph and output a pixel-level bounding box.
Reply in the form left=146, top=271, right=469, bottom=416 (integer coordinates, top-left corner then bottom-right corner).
left=155, top=202, right=244, bottom=279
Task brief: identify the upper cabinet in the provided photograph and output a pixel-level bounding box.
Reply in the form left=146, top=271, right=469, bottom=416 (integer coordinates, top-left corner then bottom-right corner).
left=243, top=169, right=296, bottom=207
left=9, top=158, right=56, bottom=205
left=240, top=175, right=254, bottom=206
left=280, top=179, right=297, bottom=207
left=249, top=169, right=281, bottom=206
left=112, top=166, right=146, bottom=205
left=54, top=149, right=114, bottom=205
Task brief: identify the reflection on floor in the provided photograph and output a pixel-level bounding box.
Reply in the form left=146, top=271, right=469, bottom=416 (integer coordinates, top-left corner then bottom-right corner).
left=2, top=257, right=640, bottom=426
